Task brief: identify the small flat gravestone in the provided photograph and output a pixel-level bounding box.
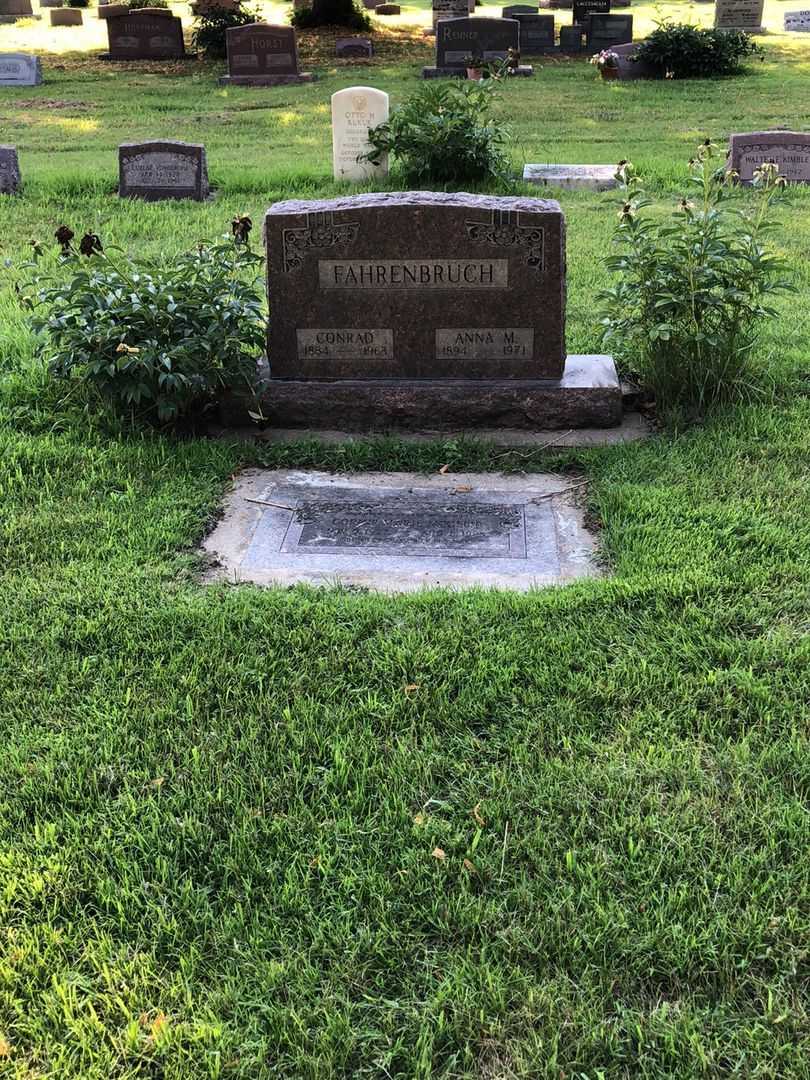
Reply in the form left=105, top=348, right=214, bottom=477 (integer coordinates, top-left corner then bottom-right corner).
left=0, top=0, right=34, bottom=23
left=515, top=13, right=556, bottom=55
left=375, top=4, right=400, bottom=12
left=0, top=53, right=42, bottom=85
left=105, top=9, right=186, bottom=60
left=523, top=163, right=617, bottom=190
left=332, top=86, right=389, bottom=182
left=50, top=7, right=83, bottom=25
left=586, top=13, right=632, bottom=50
left=502, top=4, right=537, bottom=15
left=784, top=9, right=810, bottom=30
left=203, top=470, right=601, bottom=592
left=336, top=37, right=373, bottom=58
left=727, top=131, right=810, bottom=184
left=220, top=24, right=313, bottom=85
left=425, top=16, right=532, bottom=77
left=572, top=0, right=608, bottom=25
left=119, top=141, right=209, bottom=201
left=714, top=0, right=765, bottom=33
left=0, top=146, right=21, bottom=195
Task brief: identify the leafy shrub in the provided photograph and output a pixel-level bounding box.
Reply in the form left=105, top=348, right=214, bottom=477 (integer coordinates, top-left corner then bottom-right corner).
left=191, top=4, right=257, bottom=58
left=599, top=143, right=793, bottom=411
left=634, top=21, right=762, bottom=79
left=292, top=0, right=370, bottom=31
left=364, top=77, right=510, bottom=186
left=19, top=220, right=265, bottom=425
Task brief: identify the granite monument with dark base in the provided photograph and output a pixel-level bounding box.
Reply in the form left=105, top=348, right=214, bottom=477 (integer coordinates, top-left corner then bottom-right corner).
left=105, top=10, right=186, bottom=60
left=231, top=191, right=621, bottom=431
left=119, top=141, right=209, bottom=201
left=423, top=17, right=533, bottom=77
left=515, top=13, right=556, bottom=54
left=220, top=24, right=313, bottom=85
left=586, top=13, right=632, bottom=50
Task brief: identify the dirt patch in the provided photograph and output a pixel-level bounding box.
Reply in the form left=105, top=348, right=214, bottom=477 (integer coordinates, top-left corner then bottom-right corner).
left=12, top=99, right=95, bottom=110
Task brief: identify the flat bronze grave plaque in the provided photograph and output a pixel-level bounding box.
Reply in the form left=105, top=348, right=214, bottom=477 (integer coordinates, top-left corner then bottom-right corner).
left=203, top=471, right=600, bottom=592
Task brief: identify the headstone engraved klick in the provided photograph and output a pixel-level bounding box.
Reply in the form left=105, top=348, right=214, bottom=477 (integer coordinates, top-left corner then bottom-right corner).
left=714, top=0, right=765, bottom=32
left=0, top=146, right=21, bottom=195
left=515, top=13, right=556, bottom=54
left=727, top=131, right=810, bottom=184
left=0, top=0, right=34, bottom=23
left=203, top=471, right=602, bottom=592
left=252, top=191, right=622, bottom=431
left=220, top=24, right=313, bottom=85
left=586, top=12, right=632, bottom=50
left=0, top=53, right=42, bottom=85
left=431, top=0, right=468, bottom=30
left=784, top=9, right=810, bottom=29
left=331, top=86, right=389, bottom=182
left=425, top=17, right=532, bottom=77
left=119, top=141, right=209, bottom=201
left=572, top=0, right=608, bottom=24
left=335, top=37, right=373, bottom=58
left=105, top=10, right=186, bottom=59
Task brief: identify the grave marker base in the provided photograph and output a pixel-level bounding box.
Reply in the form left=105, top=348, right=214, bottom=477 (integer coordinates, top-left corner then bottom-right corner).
left=422, top=65, right=534, bottom=77
left=218, top=73, right=315, bottom=86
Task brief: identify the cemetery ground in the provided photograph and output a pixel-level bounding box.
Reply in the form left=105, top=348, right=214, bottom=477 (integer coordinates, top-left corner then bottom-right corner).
left=1, top=2, right=810, bottom=1076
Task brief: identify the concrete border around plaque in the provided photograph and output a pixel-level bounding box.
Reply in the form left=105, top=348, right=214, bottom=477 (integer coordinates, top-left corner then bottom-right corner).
left=523, top=164, right=618, bottom=191
left=202, top=469, right=602, bottom=592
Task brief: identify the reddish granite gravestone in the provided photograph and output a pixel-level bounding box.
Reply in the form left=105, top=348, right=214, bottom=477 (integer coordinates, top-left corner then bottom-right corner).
left=425, top=17, right=532, bottom=77
left=727, top=131, right=810, bottom=184
left=0, top=0, right=34, bottom=21
left=251, top=192, right=621, bottom=431
left=0, top=146, right=21, bottom=195
left=119, top=141, right=209, bottom=201
left=106, top=10, right=186, bottom=60
left=336, top=37, right=373, bottom=58
left=220, top=24, right=313, bottom=85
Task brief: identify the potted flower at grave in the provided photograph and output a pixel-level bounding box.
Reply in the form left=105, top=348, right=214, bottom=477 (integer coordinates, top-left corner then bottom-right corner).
left=463, top=52, right=485, bottom=80
left=590, top=49, right=620, bottom=80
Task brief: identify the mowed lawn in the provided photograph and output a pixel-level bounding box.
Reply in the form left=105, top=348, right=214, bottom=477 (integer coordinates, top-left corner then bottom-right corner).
left=1, top=4, right=810, bottom=1077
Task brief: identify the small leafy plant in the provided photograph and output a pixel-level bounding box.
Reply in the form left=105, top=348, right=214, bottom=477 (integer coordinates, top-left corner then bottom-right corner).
left=19, top=218, right=265, bottom=425
left=599, top=143, right=793, bottom=411
left=364, top=77, right=510, bottom=186
left=634, top=21, right=762, bottom=79
left=191, top=4, right=258, bottom=59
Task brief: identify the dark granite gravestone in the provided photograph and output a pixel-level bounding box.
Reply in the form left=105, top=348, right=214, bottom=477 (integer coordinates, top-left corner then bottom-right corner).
left=573, top=0, right=608, bottom=24
left=0, top=146, right=21, bottom=195
left=105, top=10, right=185, bottom=60
left=502, top=4, right=537, bottom=15
left=0, top=0, right=34, bottom=23
left=424, top=16, right=532, bottom=76
left=118, top=141, right=209, bottom=201
left=220, top=24, right=313, bottom=85
left=586, top=13, right=632, bottom=50
left=0, top=53, right=42, bottom=85
left=432, top=0, right=469, bottom=30
left=336, top=37, right=373, bottom=58
left=611, top=40, right=657, bottom=79
left=558, top=24, right=584, bottom=50
left=375, top=3, right=400, bottom=12
left=727, top=131, right=810, bottom=184
left=515, top=13, right=555, bottom=54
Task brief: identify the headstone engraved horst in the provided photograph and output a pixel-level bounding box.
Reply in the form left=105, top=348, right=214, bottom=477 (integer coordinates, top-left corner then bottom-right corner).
left=0, top=0, right=34, bottom=23
left=425, top=17, right=532, bottom=77
left=572, top=0, right=608, bottom=25
left=220, top=24, right=313, bottom=85
left=252, top=191, right=622, bottom=431
left=515, top=13, right=556, bottom=54
left=714, top=0, right=765, bottom=32
left=0, top=146, right=21, bottom=195
left=784, top=9, right=810, bottom=30
left=332, top=87, right=389, bottom=182
left=586, top=12, right=632, bottom=50
left=727, top=131, right=810, bottom=184
left=0, top=53, right=42, bottom=85
left=105, top=9, right=186, bottom=60
left=336, top=37, right=373, bottom=58
left=119, top=141, right=209, bottom=201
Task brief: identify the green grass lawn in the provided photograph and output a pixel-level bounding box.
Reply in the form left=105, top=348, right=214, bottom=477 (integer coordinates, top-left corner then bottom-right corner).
left=2, top=5, right=810, bottom=1077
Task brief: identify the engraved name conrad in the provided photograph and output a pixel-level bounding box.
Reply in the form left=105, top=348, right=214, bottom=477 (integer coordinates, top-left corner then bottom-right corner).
left=318, top=259, right=509, bottom=289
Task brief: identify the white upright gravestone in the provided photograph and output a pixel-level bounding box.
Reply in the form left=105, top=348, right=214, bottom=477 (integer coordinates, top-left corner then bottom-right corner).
left=331, top=86, right=389, bottom=182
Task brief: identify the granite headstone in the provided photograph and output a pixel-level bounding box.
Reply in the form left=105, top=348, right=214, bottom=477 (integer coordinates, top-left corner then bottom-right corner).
left=727, top=131, right=810, bottom=184
left=336, top=37, right=373, bottom=58
left=432, top=0, right=469, bottom=30
left=106, top=10, right=186, bottom=60
left=0, top=146, right=20, bottom=195
left=426, top=16, right=530, bottom=76
left=558, top=24, right=584, bottom=50
left=784, top=9, right=810, bottom=29
left=0, top=0, right=34, bottom=23
left=331, top=86, right=389, bottom=182
left=515, top=13, right=555, bottom=54
left=586, top=13, right=632, bottom=49
left=573, top=0, right=608, bottom=24
left=0, top=53, right=42, bottom=85
left=502, top=4, right=537, bottom=14
left=119, top=141, right=209, bottom=201
left=220, top=24, right=313, bottom=85
left=714, top=0, right=765, bottom=32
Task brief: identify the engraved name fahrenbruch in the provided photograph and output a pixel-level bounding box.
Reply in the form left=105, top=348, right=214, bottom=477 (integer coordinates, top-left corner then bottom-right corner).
left=318, top=260, right=509, bottom=289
